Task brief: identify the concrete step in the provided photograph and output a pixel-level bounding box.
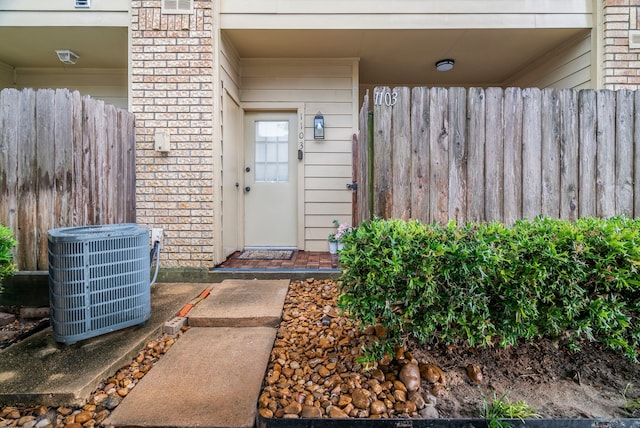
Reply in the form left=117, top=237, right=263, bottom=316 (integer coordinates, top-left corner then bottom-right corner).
left=187, top=279, right=289, bottom=328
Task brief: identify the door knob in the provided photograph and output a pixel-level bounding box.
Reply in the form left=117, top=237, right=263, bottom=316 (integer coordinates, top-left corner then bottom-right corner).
left=245, top=186, right=251, bottom=192
left=245, top=167, right=251, bottom=172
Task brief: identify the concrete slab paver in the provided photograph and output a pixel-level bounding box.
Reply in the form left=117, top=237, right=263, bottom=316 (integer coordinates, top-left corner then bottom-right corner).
left=188, top=279, right=289, bottom=327
left=104, top=327, right=276, bottom=428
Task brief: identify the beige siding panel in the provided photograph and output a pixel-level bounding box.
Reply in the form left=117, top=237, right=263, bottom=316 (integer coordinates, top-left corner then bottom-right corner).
left=221, top=35, right=241, bottom=101
left=306, top=214, right=351, bottom=228
left=306, top=165, right=352, bottom=178
left=306, top=203, right=351, bottom=215
left=222, top=14, right=590, bottom=30
left=546, top=68, right=592, bottom=90
left=573, top=81, right=591, bottom=91
left=305, top=152, right=351, bottom=165
left=242, top=89, right=352, bottom=103
left=534, top=52, right=591, bottom=88
left=243, top=76, right=352, bottom=91
left=507, top=33, right=591, bottom=89
left=222, top=0, right=591, bottom=15
left=16, top=68, right=127, bottom=108
left=306, top=102, right=353, bottom=115
left=0, top=62, right=13, bottom=89
left=305, top=190, right=352, bottom=203
left=304, top=127, right=353, bottom=142
left=1, top=0, right=129, bottom=11
left=304, top=114, right=353, bottom=129
left=242, top=60, right=354, bottom=78
left=305, top=141, right=352, bottom=153
left=307, top=227, right=356, bottom=241
left=307, top=177, right=352, bottom=190
left=241, top=59, right=355, bottom=249
left=1, top=11, right=128, bottom=26
left=306, top=241, right=331, bottom=251
left=306, top=228, right=338, bottom=241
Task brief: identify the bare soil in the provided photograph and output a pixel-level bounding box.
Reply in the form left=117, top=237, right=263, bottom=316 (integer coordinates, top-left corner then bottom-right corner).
left=260, top=279, right=640, bottom=420
left=412, top=337, right=640, bottom=419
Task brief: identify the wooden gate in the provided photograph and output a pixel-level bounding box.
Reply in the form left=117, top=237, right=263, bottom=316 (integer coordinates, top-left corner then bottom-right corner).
left=354, top=86, right=640, bottom=225
left=0, top=88, right=136, bottom=271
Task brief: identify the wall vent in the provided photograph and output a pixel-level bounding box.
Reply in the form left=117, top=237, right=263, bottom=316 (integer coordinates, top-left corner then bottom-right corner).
left=162, top=0, right=194, bottom=14
left=629, top=31, right=640, bottom=49
left=74, top=0, right=90, bottom=8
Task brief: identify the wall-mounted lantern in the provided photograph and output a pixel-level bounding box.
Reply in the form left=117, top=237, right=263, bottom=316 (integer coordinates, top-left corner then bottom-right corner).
left=314, top=112, right=324, bottom=140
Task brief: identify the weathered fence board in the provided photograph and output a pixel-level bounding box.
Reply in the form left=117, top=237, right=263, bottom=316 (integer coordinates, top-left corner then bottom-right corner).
left=36, top=89, right=56, bottom=270
left=392, top=87, right=411, bottom=220
left=466, top=88, right=485, bottom=222
left=521, top=87, right=542, bottom=219
left=410, top=87, right=430, bottom=224
left=361, top=86, right=640, bottom=226
left=125, top=112, right=136, bottom=221
left=17, top=89, right=37, bottom=270
left=0, top=90, right=18, bottom=237
left=596, top=90, right=616, bottom=218
left=560, top=89, right=579, bottom=221
left=541, top=88, right=561, bottom=219
left=54, top=89, right=73, bottom=229
left=0, top=88, right=136, bottom=271
left=503, top=87, right=523, bottom=224
left=616, top=89, right=634, bottom=217
left=448, top=87, right=466, bottom=223
left=373, top=87, right=392, bottom=219
left=578, top=90, right=597, bottom=217
left=429, top=87, right=449, bottom=224
left=485, top=88, right=503, bottom=222
left=635, top=91, right=640, bottom=218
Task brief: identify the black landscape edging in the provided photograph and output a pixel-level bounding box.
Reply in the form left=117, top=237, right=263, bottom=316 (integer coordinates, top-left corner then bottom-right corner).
left=257, top=415, right=640, bottom=428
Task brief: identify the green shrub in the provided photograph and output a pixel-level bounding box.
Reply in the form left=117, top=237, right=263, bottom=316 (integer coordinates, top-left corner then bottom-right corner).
left=0, top=224, right=17, bottom=283
left=338, top=217, right=640, bottom=361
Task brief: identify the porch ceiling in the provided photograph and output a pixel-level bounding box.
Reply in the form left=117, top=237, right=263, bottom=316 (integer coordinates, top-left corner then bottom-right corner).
left=223, top=28, right=591, bottom=85
left=0, top=27, right=127, bottom=69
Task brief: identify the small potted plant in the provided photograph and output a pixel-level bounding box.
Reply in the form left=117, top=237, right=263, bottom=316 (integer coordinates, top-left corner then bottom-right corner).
left=328, top=220, right=352, bottom=254
left=328, top=231, right=339, bottom=254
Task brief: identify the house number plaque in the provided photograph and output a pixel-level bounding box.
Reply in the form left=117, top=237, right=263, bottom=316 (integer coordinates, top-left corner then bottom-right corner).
left=373, top=89, right=398, bottom=107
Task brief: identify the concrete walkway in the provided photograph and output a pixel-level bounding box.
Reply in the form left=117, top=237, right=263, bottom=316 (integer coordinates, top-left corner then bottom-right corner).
left=104, top=279, right=289, bottom=428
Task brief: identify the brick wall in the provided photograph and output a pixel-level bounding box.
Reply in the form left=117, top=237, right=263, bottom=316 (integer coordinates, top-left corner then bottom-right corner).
left=603, top=0, right=640, bottom=89
left=131, top=0, right=216, bottom=268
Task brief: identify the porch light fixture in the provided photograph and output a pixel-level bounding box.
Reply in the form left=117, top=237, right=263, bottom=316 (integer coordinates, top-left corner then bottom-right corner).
left=435, top=59, right=455, bottom=72
left=55, top=50, right=79, bottom=65
left=314, top=112, right=325, bottom=140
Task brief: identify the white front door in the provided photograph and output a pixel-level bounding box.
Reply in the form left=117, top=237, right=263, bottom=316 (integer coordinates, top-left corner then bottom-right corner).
left=243, top=112, right=298, bottom=248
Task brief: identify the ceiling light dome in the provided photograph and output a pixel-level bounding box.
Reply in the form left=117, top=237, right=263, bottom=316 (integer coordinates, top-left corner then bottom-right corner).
left=435, top=59, right=455, bottom=72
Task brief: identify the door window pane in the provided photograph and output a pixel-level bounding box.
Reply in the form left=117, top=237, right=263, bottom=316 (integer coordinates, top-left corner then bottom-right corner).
left=254, top=120, right=289, bottom=183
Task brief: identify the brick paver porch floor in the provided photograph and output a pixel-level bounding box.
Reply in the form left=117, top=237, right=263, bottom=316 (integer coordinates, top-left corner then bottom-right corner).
left=216, top=251, right=339, bottom=270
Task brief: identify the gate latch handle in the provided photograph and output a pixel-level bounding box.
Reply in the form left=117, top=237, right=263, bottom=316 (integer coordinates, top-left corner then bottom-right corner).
left=346, top=182, right=358, bottom=191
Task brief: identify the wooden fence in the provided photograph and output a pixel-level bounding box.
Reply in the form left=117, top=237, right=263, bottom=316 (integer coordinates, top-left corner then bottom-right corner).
left=0, top=88, right=136, bottom=271
left=356, top=86, right=640, bottom=226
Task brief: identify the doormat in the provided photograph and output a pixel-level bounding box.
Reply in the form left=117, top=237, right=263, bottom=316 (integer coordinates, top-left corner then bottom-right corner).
left=237, top=250, right=294, bottom=260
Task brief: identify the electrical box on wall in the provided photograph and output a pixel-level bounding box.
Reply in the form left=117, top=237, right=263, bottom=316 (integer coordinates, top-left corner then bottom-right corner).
left=155, top=131, right=170, bottom=153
